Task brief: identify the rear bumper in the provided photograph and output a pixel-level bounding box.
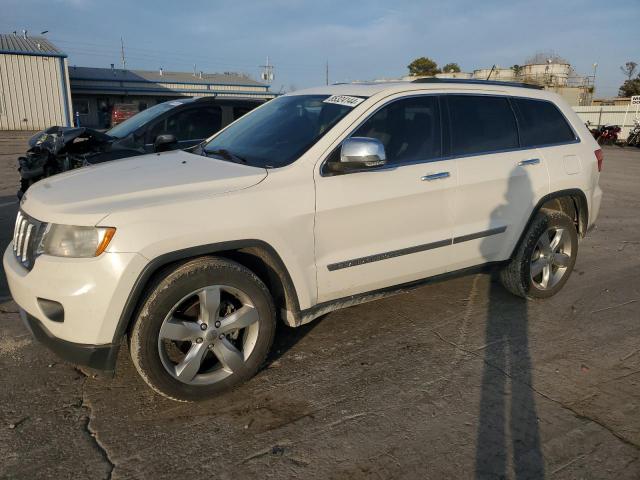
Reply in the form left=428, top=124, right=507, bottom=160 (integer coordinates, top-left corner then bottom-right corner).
left=589, top=185, right=603, bottom=230
left=20, top=309, right=120, bottom=371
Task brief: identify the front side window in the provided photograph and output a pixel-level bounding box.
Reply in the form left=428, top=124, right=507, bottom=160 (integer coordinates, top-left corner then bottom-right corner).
left=447, top=95, right=518, bottom=156
left=203, top=95, right=356, bottom=168
left=352, top=96, right=441, bottom=164
left=512, top=98, right=576, bottom=147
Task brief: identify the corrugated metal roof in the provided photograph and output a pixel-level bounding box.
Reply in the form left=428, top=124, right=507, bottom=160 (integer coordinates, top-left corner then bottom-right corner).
left=0, top=33, right=66, bottom=57
left=68, top=66, right=267, bottom=87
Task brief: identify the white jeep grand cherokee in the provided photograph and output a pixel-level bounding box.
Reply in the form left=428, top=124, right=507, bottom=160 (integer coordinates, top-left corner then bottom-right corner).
left=4, top=79, right=603, bottom=401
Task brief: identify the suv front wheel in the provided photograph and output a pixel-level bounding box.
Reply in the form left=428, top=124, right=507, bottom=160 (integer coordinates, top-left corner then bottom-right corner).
left=129, top=257, right=276, bottom=402
left=500, top=208, right=578, bottom=299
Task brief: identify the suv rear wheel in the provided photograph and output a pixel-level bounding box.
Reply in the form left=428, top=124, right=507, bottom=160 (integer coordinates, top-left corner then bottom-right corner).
left=500, top=208, right=578, bottom=299
left=129, top=257, right=276, bottom=401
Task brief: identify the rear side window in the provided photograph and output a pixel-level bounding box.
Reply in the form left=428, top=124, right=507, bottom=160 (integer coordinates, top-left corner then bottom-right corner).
left=233, top=106, right=253, bottom=120
left=513, top=98, right=576, bottom=146
left=447, top=95, right=518, bottom=156
left=169, top=107, right=222, bottom=141
left=352, top=96, right=441, bottom=164
left=150, top=107, right=222, bottom=142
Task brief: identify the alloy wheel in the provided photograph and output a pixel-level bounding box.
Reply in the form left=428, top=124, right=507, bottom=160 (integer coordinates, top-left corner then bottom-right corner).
left=157, top=285, right=260, bottom=385
left=530, top=227, right=573, bottom=290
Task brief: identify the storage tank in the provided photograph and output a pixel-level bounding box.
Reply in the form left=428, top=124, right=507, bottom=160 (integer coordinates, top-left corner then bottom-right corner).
left=435, top=72, right=473, bottom=79
left=521, top=63, right=571, bottom=86
left=472, top=67, right=516, bottom=81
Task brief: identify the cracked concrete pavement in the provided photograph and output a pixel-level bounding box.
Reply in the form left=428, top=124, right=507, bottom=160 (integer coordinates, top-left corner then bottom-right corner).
left=0, top=131, right=639, bottom=479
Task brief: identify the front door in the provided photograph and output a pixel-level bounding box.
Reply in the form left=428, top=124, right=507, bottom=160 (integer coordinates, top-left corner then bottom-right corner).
left=314, top=95, right=457, bottom=303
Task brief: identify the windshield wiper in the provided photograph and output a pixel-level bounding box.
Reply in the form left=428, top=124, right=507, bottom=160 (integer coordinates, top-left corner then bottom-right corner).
left=204, top=148, right=248, bottom=164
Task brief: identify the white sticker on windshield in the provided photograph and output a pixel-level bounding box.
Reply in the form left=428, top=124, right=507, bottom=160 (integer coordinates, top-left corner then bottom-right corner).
left=169, top=101, right=183, bottom=106
left=323, top=95, right=365, bottom=108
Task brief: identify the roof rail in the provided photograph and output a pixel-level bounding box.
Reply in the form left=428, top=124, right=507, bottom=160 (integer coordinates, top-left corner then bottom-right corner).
left=411, top=78, right=543, bottom=90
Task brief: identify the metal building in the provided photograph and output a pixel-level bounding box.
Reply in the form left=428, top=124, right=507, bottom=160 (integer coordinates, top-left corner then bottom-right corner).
left=0, top=33, right=72, bottom=130
left=68, top=66, right=277, bottom=128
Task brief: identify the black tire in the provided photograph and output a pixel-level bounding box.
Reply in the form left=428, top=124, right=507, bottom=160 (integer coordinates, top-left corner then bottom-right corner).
left=499, top=208, right=578, bottom=299
left=129, top=256, right=276, bottom=402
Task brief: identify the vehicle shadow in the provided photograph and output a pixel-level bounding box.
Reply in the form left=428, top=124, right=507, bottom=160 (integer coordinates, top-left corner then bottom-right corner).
left=262, top=315, right=324, bottom=369
left=475, top=169, right=545, bottom=478
left=0, top=195, right=19, bottom=301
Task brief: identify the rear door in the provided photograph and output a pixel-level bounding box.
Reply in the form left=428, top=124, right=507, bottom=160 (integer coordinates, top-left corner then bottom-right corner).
left=314, top=94, right=457, bottom=302
left=446, top=94, right=550, bottom=271
left=511, top=97, right=581, bottom=194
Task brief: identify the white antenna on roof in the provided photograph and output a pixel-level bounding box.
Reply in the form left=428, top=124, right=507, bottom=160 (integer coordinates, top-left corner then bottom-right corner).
left=260, top=56, right=274, bottom=83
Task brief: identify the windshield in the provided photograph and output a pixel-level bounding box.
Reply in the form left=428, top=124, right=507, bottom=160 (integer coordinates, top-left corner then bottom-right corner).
left=106, top=101, right=182, bottom=138
left=202, top=95, right=358, bottom=168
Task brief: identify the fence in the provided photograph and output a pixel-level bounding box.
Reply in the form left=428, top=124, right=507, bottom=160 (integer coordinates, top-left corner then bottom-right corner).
left=573, top=105, right=640, bottom=138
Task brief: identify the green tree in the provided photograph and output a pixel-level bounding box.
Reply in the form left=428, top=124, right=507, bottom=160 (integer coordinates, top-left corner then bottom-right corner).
left=511, top=64, right=523, bottom=77
left=442, top=63, right=461, bottom=73
left=619, top=76, right=640, bottom=97
left=407, top=57, right=440, bottom=76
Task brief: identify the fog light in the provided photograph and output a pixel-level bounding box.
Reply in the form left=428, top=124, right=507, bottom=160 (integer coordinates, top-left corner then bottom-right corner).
left=37, top=298, right=64, bottom=323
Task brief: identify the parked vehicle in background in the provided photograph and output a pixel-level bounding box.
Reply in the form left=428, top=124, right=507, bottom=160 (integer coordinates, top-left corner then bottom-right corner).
left=595, top=124, right=622, bottom=145
left=110, top=103, right=139, bottom=126
left=626, top=119, right=640, bottom=147
left=4, top=79, right=603, bottom=401
left=17, top=96, right=265, bottom=197
left=585, top=121, right=600, bottom=140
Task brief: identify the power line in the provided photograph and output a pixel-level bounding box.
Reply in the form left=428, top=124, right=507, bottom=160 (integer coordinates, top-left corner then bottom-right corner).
left=49, top=36, right=323, bottom=71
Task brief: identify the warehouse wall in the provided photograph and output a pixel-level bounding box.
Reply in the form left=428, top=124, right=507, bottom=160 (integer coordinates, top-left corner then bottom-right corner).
left=0, top=53, right=71, bottom=130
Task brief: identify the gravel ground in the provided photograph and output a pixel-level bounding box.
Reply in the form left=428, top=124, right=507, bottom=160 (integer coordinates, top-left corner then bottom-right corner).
left=0, top=132, right=639, bottom=479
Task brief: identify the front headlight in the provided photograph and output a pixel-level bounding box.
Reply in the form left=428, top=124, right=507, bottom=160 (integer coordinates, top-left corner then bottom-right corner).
left=37, top=224, right=116, bottom=258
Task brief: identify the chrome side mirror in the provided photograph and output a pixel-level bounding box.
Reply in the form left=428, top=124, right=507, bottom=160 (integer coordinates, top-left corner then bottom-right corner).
left=327, top=137, right=387, bottom=174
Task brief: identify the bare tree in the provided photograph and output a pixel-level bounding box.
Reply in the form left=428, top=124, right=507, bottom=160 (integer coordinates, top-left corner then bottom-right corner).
left=620, top=62, right=638, bottom=80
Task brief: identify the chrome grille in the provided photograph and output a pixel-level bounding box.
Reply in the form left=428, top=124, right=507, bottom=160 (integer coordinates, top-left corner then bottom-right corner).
left=12, top=211, right=44, bottom=270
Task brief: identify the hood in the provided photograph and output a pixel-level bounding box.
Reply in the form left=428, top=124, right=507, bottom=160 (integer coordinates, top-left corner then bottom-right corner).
left=28, top=126, right=113, bottom=154
left=22, top=150, right=268, bottom=225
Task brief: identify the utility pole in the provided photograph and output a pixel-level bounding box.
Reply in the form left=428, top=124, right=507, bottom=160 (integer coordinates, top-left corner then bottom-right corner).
left=120, top=37, right=126, bottom=69
left=260, top=56, right=274, bottom=83
left=325, top=60, right=329, bottom=85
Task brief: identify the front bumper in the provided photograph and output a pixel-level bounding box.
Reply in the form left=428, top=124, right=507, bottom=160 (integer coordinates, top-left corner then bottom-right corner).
left=20, top=309, right=120, bottom=371
left=3, top=245, right=148, bottom=355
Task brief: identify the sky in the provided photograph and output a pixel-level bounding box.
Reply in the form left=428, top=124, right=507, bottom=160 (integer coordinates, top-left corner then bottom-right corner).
left=2, top=0, right=639, bottom=97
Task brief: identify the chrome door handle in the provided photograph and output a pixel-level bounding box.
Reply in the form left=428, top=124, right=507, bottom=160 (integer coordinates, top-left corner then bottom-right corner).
left=421, top=172, right=450, bottom=181
left=518, top=158, right=540, bottom=166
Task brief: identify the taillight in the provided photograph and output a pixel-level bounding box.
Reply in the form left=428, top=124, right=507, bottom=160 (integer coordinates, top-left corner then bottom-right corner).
left=595, top=149, right=603, bottom=172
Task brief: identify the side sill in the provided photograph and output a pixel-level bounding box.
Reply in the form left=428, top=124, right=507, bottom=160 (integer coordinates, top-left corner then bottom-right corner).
left=294, top=261, right=507, bottom=326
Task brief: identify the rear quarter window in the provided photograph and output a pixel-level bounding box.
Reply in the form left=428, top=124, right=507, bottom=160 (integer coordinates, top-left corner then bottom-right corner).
left=447, top=95, right=519, bottom=156
left=512, top=98, right=576, bottom=147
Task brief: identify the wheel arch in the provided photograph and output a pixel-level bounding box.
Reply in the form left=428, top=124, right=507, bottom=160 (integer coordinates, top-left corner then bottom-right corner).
left=510, top=188, right=589, bottom=259
left=112, top=240, right=302, bottom=343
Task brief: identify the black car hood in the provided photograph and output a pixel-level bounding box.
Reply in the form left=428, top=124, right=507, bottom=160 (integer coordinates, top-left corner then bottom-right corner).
left=28, top=126, right=114, bottom=154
